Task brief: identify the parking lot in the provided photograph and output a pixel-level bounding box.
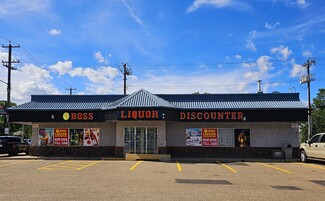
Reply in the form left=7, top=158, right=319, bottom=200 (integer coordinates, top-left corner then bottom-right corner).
left=0, top=157, right=324, bottom=201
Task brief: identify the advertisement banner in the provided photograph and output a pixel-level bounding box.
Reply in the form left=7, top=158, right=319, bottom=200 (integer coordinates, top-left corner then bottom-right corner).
left=38, top=128, right=54, bottom=146
left=69, top=129, right=84, bottom=146
left=54, top=128, right=69, bottom=146
left=83, top=128, right=100, bottom=146
left=235, top=129, right=250, bottom=147
left=202, top=128, right=218, bottom=147
left=185, top=128, right=202, bottom=146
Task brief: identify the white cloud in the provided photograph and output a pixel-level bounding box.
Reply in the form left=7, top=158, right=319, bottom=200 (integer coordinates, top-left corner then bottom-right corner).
left=245, top=40, right=256, bottom=51
left=291, top=0, right=309, bottom=8
left=242, top=62, right=256, bottom=68
left=122, top=0, right=143, bottom=26
left=0, top=0, right=50, bottom=16
left=10, top=64, right=60, bottom=104
left=302, top=50, right=312, bottom=57
left=270, top=45, right=292, bottom=61
left=244, top=56, right=273, bottom=81
left=265, top=21, right=280, bottom=30
left=94, top=51, right=109, bottom=64
left=49, top=61, right=73, bottom=75
left=257, top=56, right=273, bottom=72
left=290, top=62, right=303, bottom=78
left=245, top=30, right=257, bottom=51
left=69, top=66, right=118, bottom=84
left=128, top=71, right=248, bottom=94
left=48, top=29, right=61, bottom=36
left=187, top=0, right=250, bottom=13
left=235, top=54, right=241, bottom=60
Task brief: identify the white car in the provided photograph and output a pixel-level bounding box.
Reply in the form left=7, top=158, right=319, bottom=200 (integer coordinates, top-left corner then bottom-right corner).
left=300, top=133, right=325, bottom=162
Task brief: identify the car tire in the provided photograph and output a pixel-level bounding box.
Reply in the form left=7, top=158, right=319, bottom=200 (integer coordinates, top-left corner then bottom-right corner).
left=300, top=150, right=308, bottom=163
left=9, top=148, right=19, bottom=156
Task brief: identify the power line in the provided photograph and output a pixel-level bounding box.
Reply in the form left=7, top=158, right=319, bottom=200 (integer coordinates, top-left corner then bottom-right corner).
left=65, top=87, right=77, bottom=95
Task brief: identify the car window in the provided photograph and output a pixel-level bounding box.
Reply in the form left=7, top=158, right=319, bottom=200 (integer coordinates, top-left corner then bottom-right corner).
left=310, top=135, right=320, bottom=143
left=320, top=135, right=325, bottom=143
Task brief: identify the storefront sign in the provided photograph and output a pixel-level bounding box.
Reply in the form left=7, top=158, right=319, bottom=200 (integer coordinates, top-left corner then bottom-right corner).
left=84, top=128, right=100, bottom=146
left=186, top=128, right=202, bottom=146
left=54, top=128, right=69, bottom=146
left=119, top=110, right=159, bottom=120
left=202, top=128, right=218, bottom=146
left=63, top=112, right=94, bottom=121
left=180, top=111, right=244, bottom=121
left=38, top=128, right=54, bottom=146
left=186, top=128, right=218, bottom=147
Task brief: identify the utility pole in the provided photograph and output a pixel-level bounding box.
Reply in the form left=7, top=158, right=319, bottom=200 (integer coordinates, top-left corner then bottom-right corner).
left=119, top=63, right=132, bottom=95
left=65, top=87, right=77, bottom=95
left=1, top=41, right=20, bottom=134
left=300, top=58, right=316, bottom=140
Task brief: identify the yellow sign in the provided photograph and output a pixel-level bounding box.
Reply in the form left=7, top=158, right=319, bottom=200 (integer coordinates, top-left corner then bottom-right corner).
left=63, top=112, right=70, bottom=121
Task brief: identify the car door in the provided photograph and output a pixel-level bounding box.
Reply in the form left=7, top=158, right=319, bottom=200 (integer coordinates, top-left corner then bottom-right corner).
left=318, top=134, right=325, bottom=159
left=307, top=134, right=321, bottom=158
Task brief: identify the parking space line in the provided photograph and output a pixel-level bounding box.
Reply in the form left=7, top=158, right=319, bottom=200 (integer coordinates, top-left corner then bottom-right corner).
left=129, top=161, right=142, bottom=171
left=256, top=162, right=292, bottom=174
left=0, top=161, right=31, bottom=168
left=217, top=161, right=237, bottom=173
left=38, top=160, right=73, bottom=170
left=300, top=163, right=325, bottom=170
left=176, top=161, right=182, bottom=171
left=38, top=160, right=101, bottom=171
left=77, top=161, right=101, bottom=170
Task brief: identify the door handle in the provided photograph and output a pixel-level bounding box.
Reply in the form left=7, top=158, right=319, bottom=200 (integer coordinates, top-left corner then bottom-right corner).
left=315, top=145, right=318, bottom=147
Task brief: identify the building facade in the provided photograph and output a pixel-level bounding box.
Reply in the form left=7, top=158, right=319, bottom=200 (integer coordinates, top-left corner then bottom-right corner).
left=7, top=89, right=307, bottom=159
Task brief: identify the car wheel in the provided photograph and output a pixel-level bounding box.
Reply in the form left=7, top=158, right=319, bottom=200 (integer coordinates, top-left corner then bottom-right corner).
left=9, top=148, right=19, bottom=156
left=300, top=150, right=307, bottom=163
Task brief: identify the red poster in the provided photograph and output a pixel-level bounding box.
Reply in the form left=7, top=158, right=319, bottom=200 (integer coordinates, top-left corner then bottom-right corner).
left=202, top=128, right=218, bottom=147
left=54, top=128, right=69, bottom=146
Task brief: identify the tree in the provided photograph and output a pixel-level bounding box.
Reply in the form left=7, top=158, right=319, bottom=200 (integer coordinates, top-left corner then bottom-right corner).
left=0, top=101, right=31, bottom=138
left=300, top=88, right=325, bottom=142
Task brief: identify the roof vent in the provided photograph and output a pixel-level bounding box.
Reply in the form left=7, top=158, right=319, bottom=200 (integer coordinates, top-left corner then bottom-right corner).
left=257, top=80, right=263, bottom=94
left=272, top=91, right=280, bottom=94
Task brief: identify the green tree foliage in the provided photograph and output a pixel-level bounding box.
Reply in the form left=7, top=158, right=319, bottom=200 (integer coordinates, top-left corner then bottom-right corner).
left=300, top=88, right=325, bottom=142
left=0, top=101, right=32, bottom=138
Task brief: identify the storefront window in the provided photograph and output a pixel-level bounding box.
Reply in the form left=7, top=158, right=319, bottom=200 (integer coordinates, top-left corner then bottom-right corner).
left=124, top=127, right=158, bottom=154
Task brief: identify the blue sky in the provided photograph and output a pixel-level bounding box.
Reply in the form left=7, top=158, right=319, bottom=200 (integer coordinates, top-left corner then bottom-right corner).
left=0, top=0, right=324, bottom=105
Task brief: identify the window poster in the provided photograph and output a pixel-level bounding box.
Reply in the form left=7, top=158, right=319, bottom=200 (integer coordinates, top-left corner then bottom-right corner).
left=54, top=128, right=69, bottom=146
left=70, top=129, right=84, bottom=146
left=84, top=128, right=100, bottom=146
left=185, top=128, right=202, bottom=146
left=38, top=128, right=54, bottom=146
left=202, top=128, right=218, bottom=147
left=234, top=129, right=250, bottom=147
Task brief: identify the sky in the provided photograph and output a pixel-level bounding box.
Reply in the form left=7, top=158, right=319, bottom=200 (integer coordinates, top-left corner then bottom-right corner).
left=0, top=0, right=324, bottom=105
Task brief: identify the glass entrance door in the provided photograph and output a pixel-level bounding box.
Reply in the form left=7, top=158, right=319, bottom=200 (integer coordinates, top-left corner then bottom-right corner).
left=124, top=127, right=158, bottom=154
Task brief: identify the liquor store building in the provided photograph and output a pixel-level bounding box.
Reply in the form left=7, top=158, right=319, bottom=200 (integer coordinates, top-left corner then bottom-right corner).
left=7, top=89, right=307, bottom=159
